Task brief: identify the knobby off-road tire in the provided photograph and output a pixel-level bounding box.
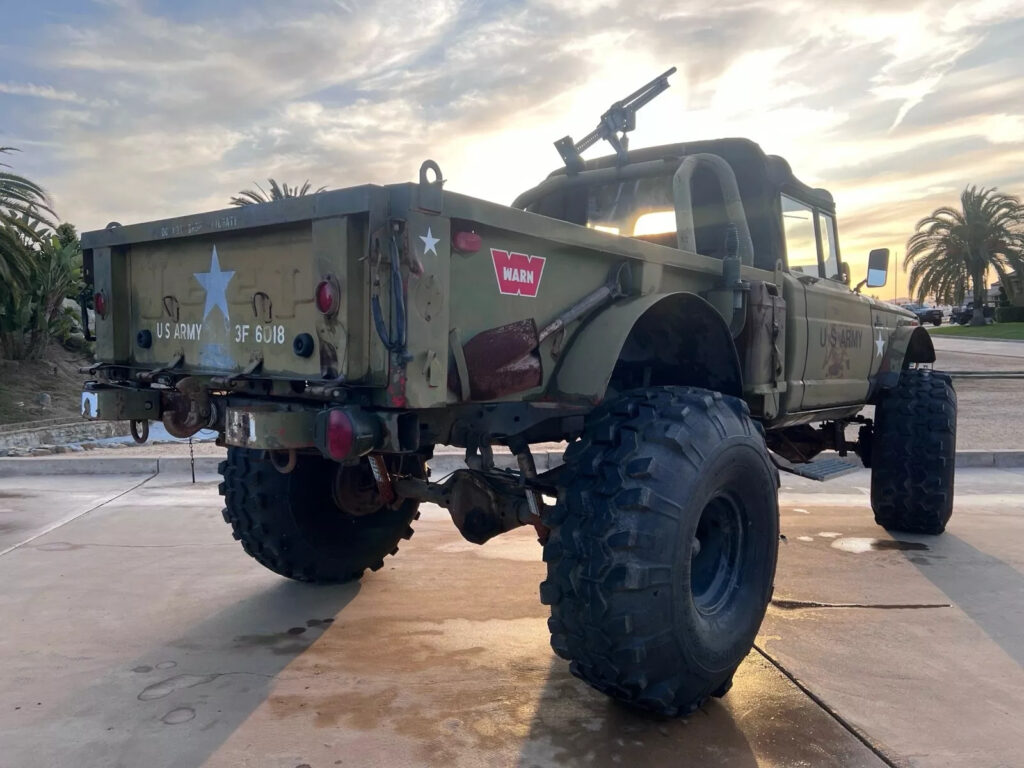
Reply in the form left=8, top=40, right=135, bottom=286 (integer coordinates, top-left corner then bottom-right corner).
left=219, top=448, right=424, bottom=584
left=541, top=387, right=779, bottom=717
left=871, top=369, right=956, bottom=534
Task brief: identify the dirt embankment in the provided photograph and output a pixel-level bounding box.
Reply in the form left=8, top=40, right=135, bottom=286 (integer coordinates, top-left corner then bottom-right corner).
left=0, top=346, right=92, bottom=426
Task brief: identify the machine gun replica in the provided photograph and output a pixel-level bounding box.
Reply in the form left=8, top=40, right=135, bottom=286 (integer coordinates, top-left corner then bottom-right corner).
left=553, top=66, right=676, bottom=172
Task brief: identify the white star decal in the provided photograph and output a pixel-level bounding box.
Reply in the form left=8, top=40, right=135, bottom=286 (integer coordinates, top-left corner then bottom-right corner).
left=875, top=330, right=885, bottom=358
left=193, top=245, right=235, bottom=323
left=419, top=227, right=440, bottom=256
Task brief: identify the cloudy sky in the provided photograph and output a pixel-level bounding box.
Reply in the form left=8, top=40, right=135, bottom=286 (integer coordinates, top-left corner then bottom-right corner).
left=3, top=0, right=1023, bottom=288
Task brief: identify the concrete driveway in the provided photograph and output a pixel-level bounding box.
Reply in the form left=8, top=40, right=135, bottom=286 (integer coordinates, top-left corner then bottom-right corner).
left=1, top=465, right=1022, bottom=767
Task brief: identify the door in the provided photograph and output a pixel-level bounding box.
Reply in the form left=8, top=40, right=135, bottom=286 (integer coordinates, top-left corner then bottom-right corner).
left=800, top=208, right=873, bottom=408
left=779, top=196, right=873, bottom=410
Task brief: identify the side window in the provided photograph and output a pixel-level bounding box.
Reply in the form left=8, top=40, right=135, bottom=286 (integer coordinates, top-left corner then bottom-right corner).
left=781, top=195, right=820, bottom=275
left=818, top=212, right=841, bottom=281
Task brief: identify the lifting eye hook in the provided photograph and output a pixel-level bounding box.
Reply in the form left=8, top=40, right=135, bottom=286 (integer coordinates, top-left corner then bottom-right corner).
left=270, top=449, right=298, bottom=475
left=130, top=419, right=150, bottom=444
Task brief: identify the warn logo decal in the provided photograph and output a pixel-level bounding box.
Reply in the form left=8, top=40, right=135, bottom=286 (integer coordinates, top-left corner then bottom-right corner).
left=491, top=248, right=546, bottom=297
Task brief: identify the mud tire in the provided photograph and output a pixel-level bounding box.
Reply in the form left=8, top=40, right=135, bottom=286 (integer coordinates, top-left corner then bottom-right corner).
left=541, top=387, right=779, bottom=717
left=871, top=369, right=956, bottom=534
left=218, top=448, right=423, bottom=584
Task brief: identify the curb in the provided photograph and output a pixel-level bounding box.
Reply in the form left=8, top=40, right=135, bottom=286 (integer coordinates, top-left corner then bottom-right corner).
left=954, top=450, right=1024, bottom=468
left=0, top=456, right=226, bottom=476
left=0, top=450, right=1022, bottom=477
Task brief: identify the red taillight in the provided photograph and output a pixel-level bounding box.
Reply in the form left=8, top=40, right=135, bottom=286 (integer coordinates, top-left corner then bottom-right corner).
left=93, top=291, right=108, bottom=318
left=325, top=409, right=354, bottom=459
left=452, top=231, right=482, bottom=253
left=315, top=276, right=340, bottom=316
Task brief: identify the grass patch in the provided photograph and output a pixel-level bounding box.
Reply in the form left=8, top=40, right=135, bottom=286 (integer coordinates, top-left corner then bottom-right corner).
left=929, top=323, right=1024, bottom=340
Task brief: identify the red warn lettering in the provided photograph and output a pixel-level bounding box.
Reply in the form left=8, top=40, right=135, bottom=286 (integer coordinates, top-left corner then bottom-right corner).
left=491, top=248, right=546, bottom=297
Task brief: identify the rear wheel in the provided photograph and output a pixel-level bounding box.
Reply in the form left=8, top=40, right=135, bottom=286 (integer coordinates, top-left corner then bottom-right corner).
left=871, top=369, right=956, bottom=534
left=541, top=387, right=779, bottom=716
left=219, top=448, right=424, bottom=583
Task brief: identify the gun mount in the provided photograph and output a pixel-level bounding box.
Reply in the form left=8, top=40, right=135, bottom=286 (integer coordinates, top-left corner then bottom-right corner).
left=554, top=66, right=676, bottom=172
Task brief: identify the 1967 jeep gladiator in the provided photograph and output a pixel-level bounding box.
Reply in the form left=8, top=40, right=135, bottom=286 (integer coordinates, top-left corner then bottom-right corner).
left=80, top=70, right=956, bottom=716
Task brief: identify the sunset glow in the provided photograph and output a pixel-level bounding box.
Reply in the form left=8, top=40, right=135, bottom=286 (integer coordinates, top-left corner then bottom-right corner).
left=3, top=0, right=1022, bottom=288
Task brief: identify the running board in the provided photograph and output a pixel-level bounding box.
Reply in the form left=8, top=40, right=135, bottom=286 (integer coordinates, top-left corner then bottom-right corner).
left=770, top=452, right=862, bottom=482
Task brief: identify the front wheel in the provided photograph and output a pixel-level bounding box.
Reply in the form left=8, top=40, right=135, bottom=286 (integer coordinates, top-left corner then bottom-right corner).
left=871, top=369, right=956, bottom=534
left=219, top=448, right=424, bottom=583
left=541, top=387, right=779, bottom=716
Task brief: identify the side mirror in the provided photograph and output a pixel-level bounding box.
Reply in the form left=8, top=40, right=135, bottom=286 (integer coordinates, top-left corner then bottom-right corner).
left=866, top=248, right=889, bottom=288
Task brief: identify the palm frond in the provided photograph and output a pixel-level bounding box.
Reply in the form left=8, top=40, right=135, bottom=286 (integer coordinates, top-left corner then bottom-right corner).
left=229, top=178, right=327, bottom=207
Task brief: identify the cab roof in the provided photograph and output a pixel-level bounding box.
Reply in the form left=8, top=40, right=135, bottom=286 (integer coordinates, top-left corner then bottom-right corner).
left=535, top=138, right=835, bottom=214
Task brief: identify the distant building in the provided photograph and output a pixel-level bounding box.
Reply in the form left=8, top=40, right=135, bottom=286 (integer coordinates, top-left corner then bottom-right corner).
left=991, top=271, right=1023, bottom=306
left=1007, top=271, right=1023, bottom=306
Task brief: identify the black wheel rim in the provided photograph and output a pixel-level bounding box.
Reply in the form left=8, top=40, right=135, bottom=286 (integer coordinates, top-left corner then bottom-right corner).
left=690, top=494, right=744, bottom=615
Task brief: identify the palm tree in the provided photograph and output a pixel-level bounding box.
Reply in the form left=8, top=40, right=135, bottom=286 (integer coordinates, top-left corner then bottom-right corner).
left=229, top=178, right=326, bottom=207
left=1, top=147, right=56, bottom=292
left=906, top=186, right=1024, bottom=325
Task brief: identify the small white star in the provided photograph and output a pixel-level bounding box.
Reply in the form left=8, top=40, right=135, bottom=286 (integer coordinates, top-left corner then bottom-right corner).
left=419, top=227, right=440, bottom=256
left=193, top=245, right=235, bottom=323
left=875, top=330, right=885, bottom=358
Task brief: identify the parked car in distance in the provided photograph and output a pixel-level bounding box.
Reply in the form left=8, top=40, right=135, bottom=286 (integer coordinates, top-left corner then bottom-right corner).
left=951, top=302, right=994, bottom=325
left=904, top=303, right=943, bottom=326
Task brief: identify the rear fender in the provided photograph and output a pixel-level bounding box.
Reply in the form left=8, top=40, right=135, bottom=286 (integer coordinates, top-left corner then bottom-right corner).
left=551, top=292, right=742, bottom=402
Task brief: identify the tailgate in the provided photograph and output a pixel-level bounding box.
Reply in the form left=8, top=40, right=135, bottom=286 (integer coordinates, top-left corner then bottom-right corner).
left=103, top=215, right=373, bottom=381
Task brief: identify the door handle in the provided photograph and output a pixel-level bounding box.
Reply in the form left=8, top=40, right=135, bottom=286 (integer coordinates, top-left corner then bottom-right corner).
left=796, top=274, right=820, bottom=285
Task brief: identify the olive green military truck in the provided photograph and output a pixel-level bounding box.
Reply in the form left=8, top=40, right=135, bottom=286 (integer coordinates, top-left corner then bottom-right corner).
left=80, top=71, right=956, bottom=717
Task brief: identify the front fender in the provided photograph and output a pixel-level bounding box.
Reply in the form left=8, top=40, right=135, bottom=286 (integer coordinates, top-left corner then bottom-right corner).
left=550, top=292, right=743, bottom=402
left=871, top=324, right=935, bottom=399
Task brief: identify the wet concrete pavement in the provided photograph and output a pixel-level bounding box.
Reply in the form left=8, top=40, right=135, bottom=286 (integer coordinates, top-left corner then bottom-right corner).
left=1, top=467, right=1022, bottom=767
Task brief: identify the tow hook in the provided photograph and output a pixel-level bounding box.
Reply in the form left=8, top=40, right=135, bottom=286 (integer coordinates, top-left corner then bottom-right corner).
left=270, top=449, right=298, bottom=474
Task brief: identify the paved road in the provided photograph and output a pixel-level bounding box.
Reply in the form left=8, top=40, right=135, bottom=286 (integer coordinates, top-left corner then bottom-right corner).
left=927, top=335, right=1024, bottom=451
left=1, top=467, right=1022, bottom=767
left=930, top=334, right=1024, bottom=360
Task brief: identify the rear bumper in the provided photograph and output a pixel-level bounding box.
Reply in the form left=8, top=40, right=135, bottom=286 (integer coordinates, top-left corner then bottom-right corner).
left=81, top=384, right=417, bottom=459
left=223, top=407, right=317, bottom=450
left=223, top=405, right=417, bottom=458
left=81, top=386, right=160, bottom=422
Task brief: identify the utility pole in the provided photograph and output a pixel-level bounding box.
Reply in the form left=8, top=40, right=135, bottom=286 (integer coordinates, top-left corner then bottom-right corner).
left=893, top=250, right=898, bottom=302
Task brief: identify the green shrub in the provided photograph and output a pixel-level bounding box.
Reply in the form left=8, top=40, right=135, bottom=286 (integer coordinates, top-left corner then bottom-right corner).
left=995, top=306, right=1024, bottom=323
left=0, top=231, right=82, bottom=360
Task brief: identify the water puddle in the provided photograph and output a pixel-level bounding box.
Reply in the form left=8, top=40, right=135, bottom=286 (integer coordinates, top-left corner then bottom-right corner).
left=831, top=537, right=929, bottom=554
left=36, top=541, right=83, bottom=551
left=772, top=597, right=948, bottom=610
left=138, top=673, right=219, bottom=701
left=161, top=707, right=196, bottom=725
